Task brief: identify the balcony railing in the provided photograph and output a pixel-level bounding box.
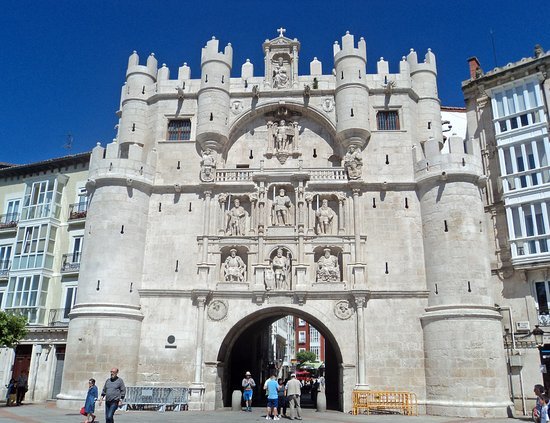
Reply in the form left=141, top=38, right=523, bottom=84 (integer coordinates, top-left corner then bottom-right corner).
left=0, top=259, right=10, bottom=278
left=0, top=212, right=19, bottom=229
left=5, top=307, right=46, bottom=325
left=48, top=308, right=70, bottom=326
left=69, top=202, right=87, bottom=220
left=61, top=253, right=81, bottom=272
left=215, top=167, right=348, bottom=183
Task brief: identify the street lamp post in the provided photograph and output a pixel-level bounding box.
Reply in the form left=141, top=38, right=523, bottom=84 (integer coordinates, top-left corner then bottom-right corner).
left=533, top=325, right=545, bottom=347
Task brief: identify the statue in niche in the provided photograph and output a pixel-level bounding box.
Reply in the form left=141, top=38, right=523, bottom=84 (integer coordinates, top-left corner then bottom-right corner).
left=272, top=119, right=297, bottom=153
left=272, top=57, right=289, bottom=89
left=271, top=188, right=293, bottom=226
left=344, top=145, right=363, bottom=179
left=224, top=249, right=246, bottom=282
left=200, top=148, right=216, bottom=182
left=271, top=248, right=290, bottom=289
left=315, top=199, right=336, bottom=235
left=226, top=198, right=248, bottom=236
left=316, top=248, right=340, bottom=283
left=265, top=268, right=275, bottom=291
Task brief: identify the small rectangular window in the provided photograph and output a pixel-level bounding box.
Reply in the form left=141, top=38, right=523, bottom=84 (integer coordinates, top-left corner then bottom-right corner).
left=376, top=111, right=400, bottom=130
left=167, top=119, right=191, bottom=141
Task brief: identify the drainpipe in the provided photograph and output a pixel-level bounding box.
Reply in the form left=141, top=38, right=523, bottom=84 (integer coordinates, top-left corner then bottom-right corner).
left=499, top=306, right=527, bottom=416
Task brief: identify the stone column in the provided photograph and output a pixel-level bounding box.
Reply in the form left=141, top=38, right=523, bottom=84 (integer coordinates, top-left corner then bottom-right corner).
left=192, top=290, right=210, bottom=385
left=352, top=189, right=361, bottom=261
left=218, top=193, right=227, bottom=235
left=202, top=190, right=212, bottom=262
left=354, top=295, right=369, bottom=389
left=305, top=193, right=314, bottom=235
left=337, top=193, right=346, bottom=235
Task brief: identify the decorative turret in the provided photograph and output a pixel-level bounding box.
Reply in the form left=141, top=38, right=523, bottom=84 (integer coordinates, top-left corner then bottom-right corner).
left=196, top=37, right=233, bottom=153
left=118, top=51, right=158, bottom=156
left=333, top=31, right=370, bottom=149
left=408, top=48, right=443, bottom=146
left=415, top=135, right=509, bottom=417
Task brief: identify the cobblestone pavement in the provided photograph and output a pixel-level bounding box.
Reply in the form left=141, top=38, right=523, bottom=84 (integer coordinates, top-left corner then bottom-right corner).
left=0, top=402, right=529, bottom=423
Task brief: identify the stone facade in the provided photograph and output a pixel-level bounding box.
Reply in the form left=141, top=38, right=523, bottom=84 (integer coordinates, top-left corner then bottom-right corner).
left=57, top=30, right=510, bottom=417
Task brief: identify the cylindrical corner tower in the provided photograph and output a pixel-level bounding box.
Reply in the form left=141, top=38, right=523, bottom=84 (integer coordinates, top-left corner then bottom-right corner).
left=408, top=49, right=443, bottom=145
left=417, top=144, right=510, bottom=417
left=196, top=37, right=233, bottom=153
left=118, top=51, right=157, bottom=155
left=57, top=142, right=153, bottom=407
left=333, top=31, right=370, bottom=149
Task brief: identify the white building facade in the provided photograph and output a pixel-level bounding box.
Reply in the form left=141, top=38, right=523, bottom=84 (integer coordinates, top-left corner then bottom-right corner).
left=463, top=46, right=550, bottom=414
left=56, top=30, right=511, bottom=417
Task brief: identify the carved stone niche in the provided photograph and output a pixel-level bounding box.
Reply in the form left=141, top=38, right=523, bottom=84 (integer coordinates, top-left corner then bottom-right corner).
left=262, top=30, right=300, bottom=89
left=264, top=107, right=302, bottom=164
left=266, top=246, right=293, bottom=291
left=219, top=246, right=248, bottom=288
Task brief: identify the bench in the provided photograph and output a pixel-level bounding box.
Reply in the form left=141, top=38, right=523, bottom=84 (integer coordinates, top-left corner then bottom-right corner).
left=352, top=390, right=418, bottom=416
left=122, top=386, right=189, bottom=412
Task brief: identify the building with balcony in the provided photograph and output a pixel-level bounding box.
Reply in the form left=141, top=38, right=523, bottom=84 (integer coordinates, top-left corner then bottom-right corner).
left=0, top=152, right=89, bottom=401
left=462, top=45, right=550, bottom=411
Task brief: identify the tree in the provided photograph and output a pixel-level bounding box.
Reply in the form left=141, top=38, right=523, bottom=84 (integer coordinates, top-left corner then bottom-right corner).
left=0, top=312, right=28, bottom=348
left=295, top=350, right=317, bottom=364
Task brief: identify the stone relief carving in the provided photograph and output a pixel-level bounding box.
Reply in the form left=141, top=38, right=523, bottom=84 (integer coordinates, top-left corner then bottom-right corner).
left=207, top=299, right=228, bottom=321
left=223, top=249, right=246, bottom=282
left=344, top=145, right=363, bottom=180
left=226, top=198, right=248, bottom=236
left=266, top=117, right=300, bottom=164
left=200, top=148, right=216, bottom=182
left=271, top=188, right=293, bottom=226
left=315, top=199, right=336, bottom=235
left=272, top=57, right=290, bottom=89
left=231, top=100, right=243, bottom=115
left=317, top=248, right=340, bottom=283
left=322, top=98, right=334, bottom=112
left=334, top=300, right=353, bottom=320
left=271, top=248, right=290, bottom=289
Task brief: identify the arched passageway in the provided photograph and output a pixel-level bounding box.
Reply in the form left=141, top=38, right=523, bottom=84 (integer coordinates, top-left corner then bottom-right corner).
left=216, top=307, right=344, bottom=411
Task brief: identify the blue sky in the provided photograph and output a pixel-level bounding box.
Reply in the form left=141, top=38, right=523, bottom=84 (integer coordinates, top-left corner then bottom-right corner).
left=1, top=0, right=549, bottom=165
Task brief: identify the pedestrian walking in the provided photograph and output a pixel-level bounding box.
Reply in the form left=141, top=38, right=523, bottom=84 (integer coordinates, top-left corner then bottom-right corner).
left=265, top=372, right=279, bottom=420
left=98, top=368, right=126, bottom=423
left=82, top=378, right=98, bottom=422
left=16, top=371, right=28, bottom=406
left=241, top=371, right=256, bottom=412
left=277, top=378, right=287, bottom=418
left=5, top=378, right=16, bottom=406
left=285, top=373, right=303, bottom=420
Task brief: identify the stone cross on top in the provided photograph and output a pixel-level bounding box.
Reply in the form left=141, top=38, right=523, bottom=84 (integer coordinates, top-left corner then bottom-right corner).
left=277, top=27, right=286, bottom=37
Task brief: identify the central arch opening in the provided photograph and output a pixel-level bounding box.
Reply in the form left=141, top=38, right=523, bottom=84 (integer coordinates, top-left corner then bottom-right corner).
left=217, top=307, right=344, bottom=412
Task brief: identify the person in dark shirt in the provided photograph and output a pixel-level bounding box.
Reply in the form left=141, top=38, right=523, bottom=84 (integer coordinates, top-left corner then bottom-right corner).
left=98, top=368, right=126, bottom=423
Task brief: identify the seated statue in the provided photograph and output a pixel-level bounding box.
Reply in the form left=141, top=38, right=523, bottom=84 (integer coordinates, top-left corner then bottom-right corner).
left=316, top=248, right=340, bottom=283
left=224, top=249, right=246, bottom=282
left=344, top=145, right=362, bottom=180
left=273, top=57, right=289, bottom=88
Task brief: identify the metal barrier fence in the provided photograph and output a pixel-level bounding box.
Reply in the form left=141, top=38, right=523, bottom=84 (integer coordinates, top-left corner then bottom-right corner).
left=123, top=387, right=189, bottom=412
left=351, top=390, right=418, bottom=416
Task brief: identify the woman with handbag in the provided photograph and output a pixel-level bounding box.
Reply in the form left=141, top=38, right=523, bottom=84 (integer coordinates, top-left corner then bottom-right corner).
left=82, top=378, right=98, bottom=423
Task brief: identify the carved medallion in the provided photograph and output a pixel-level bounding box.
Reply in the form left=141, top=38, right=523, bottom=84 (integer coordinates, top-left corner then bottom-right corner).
left=231, top=100, right=243, bottom=115
left=322, top=98, right=334, bottom=112
left=207, top=300, right=228, bottom=321
left=334, top=300, right=354, bottom=320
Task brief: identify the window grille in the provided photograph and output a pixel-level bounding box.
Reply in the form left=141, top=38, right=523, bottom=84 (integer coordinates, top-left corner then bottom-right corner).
left=167, top=119, right=191, bottom=141
left=376, top=111, right=400, bottom=130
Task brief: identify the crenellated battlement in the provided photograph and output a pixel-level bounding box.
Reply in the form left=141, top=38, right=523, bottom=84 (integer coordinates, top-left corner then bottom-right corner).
left=126, top=51, right=158, bottom=81
left=88, top=141, right=156, bottom=185
left=414, top=135, right=484, bottom=182
left=407, top=48, right=437, bottom=76
left=201, top=37, right=233, bottom=68
left=333, top=31, right=366, bottom=64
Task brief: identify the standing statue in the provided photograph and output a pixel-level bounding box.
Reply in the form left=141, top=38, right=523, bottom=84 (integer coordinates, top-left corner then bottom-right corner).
left=226, top=198, right=247, bottom=236
left=273, top=57, right=289, bottom=88
left=315, top=199, right=336, bottom=235
left=316, top=248, right=340, bottom=283
left=272, top=188, right=292, bottom=226
left=344, top=145, right=363, bottom=179
left=224, top=249, right=246, bottom=282
left=200, top=148, right=216, bottom=182
left=271, top=248, right=290, bottom=289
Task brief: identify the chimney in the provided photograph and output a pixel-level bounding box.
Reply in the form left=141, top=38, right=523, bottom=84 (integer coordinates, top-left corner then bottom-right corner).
left=467, top=57, right=482, bottom=79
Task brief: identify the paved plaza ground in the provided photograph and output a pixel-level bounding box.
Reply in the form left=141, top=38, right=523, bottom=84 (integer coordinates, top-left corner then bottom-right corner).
left=0, top=402, right=531, bottom=423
